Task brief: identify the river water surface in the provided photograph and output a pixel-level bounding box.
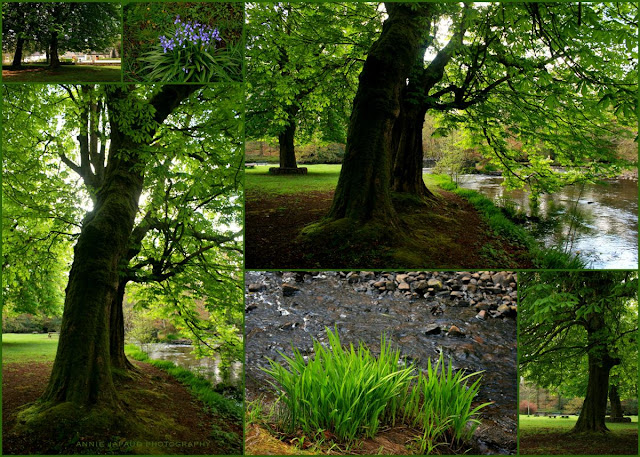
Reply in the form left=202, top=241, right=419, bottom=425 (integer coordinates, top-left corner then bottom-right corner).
left=449, top=174, right=637, bottom=269
left=143, top=342, right=242, bottom=389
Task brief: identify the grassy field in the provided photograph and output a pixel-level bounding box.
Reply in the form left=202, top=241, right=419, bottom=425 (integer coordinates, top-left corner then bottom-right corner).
left=519, top=415, right=638, bottom=455
left=2, top=64, right=121, bottom=82
left=245, top=164, right=446, bottom=195
left=2, top=333, right=59, bottom=363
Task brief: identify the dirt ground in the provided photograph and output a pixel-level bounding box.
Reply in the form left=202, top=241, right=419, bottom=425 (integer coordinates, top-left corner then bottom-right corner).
left=519, top=429, right=638, bottom=455
left=245, top=189, right=533, bottom=269
left=2, top=360, right=241, bottom=455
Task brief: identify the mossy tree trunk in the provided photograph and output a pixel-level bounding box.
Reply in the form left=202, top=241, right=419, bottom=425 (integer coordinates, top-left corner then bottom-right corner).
left=41, top=135, right=144, bottom=408
left=37, top=85, right=200, bottom=413
left=110, top=279, right=136, bottom=372
left=49, top=32, right=61, bottom=68
left=327, top=3, right=433, bottom=224
left=608, top=383, right=624, bottom=419
left=390, top=102, right=435, bottom=197
left=572, top=313, right=621, bottom=433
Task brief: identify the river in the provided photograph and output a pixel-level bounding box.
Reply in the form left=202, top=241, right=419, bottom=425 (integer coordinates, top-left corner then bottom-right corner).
left=447, top=173, right=637, bottom=269
left=141, top=342, right=243, bottom=390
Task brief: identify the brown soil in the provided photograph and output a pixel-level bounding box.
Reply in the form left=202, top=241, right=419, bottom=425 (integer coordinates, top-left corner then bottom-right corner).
left=246, top=189, right=533, bottom=269
left=519, top=430, right=638, bottom=455
left=2, top=361, right=241, bottom=455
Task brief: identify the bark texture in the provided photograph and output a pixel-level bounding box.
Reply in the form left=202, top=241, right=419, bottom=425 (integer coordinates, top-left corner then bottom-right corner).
left=327, top=3, right=433, bottom=223
left=11, top=37, right=25, bottom=67
left=573, top=312, right=621, bottom=433
left=278, top=120, right=298, bottom=168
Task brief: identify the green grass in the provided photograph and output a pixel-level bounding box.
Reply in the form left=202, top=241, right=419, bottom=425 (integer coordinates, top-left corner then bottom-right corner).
left=2, top=333, right=59, bottom=363
left=519, top=414, right=638, bottom=455
left=245, top=164, right=341, bottom=194
left=262, top=328, right=488, bottom=450
left=520, top=414, right=638, bottom=431
left=2, top=64, right=121, bottom=82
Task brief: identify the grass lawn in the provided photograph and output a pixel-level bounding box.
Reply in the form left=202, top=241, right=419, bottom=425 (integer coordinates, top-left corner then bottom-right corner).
left=2, top=333, right=59, bottom=363
left=246, top=164, right=341, bottom=194
left=2, top=64, right=121, bottom=82
left=519, top=415, right=638, bottom=455
left=245, top=164, right=446, bottom=195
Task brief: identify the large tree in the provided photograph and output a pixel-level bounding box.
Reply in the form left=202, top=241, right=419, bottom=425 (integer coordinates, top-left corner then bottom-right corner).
left=313, top=2, right=637, bottom=232
left=2, top=2, right=121, bottom=68
left=2, top=84, right=243, bottom=431
left=519, top=271, right=638, bottom=433
left=246, top=2, right=380, bottom=170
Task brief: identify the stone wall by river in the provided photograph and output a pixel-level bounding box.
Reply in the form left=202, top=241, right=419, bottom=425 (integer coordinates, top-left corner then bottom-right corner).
left=245, top=271, right=517, bottom=454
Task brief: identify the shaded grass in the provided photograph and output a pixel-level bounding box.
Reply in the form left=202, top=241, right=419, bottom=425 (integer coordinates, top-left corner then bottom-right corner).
left=519, top=415, right=638, bottom=455
left=2, top=333, right=59, bottom=363
left=2, top=64, right=121, bottom=82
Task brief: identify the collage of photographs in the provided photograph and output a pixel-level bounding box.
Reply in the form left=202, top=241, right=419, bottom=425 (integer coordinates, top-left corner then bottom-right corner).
left=0, top=1, right=637, bottom=456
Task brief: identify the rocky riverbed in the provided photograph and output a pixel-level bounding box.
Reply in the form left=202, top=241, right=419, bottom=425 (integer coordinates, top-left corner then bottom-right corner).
left=245, top=271, right=517, bottom=454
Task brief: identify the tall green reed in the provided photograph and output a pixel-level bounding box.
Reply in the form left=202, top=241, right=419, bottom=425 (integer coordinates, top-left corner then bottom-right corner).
left=263, top=328, right=491, bottom=448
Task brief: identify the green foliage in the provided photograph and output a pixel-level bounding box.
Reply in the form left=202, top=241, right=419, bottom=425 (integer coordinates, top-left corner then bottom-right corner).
left=123, top=2, right=243, bottom=82
left=2, top=314, right=62, bottom=334
left=246, top=2, right=381, bottom=149
left=263, top=328, right=489, bottom=449
left=519, top=271, right=638, bottom=395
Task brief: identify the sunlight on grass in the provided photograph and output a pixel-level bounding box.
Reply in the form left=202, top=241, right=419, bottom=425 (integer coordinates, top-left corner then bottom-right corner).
left=2, top=333, right=59, bottom=363
left=245, top=164, right=341, bottom=194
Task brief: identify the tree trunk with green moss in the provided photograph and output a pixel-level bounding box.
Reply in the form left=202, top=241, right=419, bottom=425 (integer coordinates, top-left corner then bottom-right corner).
left=326, top=3, right=432, bottom=224
left=390, top=102, right=434, bottom=197
left=40, top=136, right=143, bottom=408
left=572, top=313, right=621, bottom=433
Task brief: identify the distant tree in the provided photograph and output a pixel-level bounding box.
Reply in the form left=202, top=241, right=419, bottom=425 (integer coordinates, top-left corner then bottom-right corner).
left=2, top=2, right=121, bottom=68
left=520, top=271, right=638, bottom=432
left=246, top=2, right=381, bottom=170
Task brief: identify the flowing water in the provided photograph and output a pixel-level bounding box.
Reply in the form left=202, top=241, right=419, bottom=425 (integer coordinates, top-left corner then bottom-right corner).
left=245, top=271, right=517, bottom=454
left=448, top=173, right=637, bottom=269
left=142, top=342, right=242, bottom=389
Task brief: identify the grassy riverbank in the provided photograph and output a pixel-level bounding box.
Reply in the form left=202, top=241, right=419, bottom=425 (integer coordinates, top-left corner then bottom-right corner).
left=245, top=165, right=580, bottom=269
left=1, top=334, right=242, bottom=454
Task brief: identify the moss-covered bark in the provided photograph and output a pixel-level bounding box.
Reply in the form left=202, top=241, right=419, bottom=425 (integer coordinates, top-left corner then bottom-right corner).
left=40, top=135, right=144, bottom=408
left=390, top=103, right=435, bottom=198
left=110, top=280, right=136, bottom=372
left=573, top=314, right=620, bottom=433
left=326, top=3, right=433, bottom=224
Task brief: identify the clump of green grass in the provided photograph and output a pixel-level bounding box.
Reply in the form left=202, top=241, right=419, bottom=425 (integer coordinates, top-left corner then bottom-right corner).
left=262, top=328, right=489, bottom=450
left=403, top=353, right=492, bottom=452
left=263, top=328, right=413, bottom=442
